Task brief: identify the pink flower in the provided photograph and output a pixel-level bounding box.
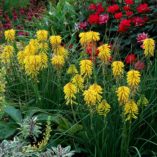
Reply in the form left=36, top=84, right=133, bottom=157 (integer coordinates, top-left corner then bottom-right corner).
left=79, top=21, right=88, bottom=30
left=134, top=61, right=145, bottom=70
left=131, top=16, right=145, bottom=26
left=98, top=14, right=109, bottom=24
left=136, top=32, right=149, bottom=43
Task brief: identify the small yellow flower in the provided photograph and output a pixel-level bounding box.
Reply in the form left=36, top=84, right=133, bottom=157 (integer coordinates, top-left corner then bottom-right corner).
left=36, top=30, right=48, bottom=42
left=4, top=29, right=15, bottom=41
left=51, top=55, right=65, bottom=69
left=50, top=35, right=62, bottom=45
left=117, top=86, right=130, bottom=105
left=112, top=61, right=124, bottom=79
left=98, top=44, right=111, bottom=63
left=80, top=59, right=93, bottom=78
left=67, top=64, right=78, bottom=75
left=72, top=74, right=84, bottom=92
left=143, top=38, right=155, bottom=57
left=127, top=70, right=141, bottom=89
left=97, top=100, right=111, bottom=117
left=124, top=100, right=138, bottom=121
left=0, top=45, right=14, bottom=64
left=64, top=82, right=77, bottom=105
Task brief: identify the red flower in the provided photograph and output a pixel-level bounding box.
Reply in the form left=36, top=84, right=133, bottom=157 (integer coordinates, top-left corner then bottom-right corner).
left=123, top=5, right=131, bottom=11
left=98, top=14, right=109, bottom=24
left=137, top=3, right=150, bottom=13
left=88, top=13, right=99, bottom=25
left=96, top=3, right=105, bottom=14
left=114, top=12, right=123, bottom=19
left=79, top=21, right=88, bottom=30
left=125, top=53, right=136, bottom=64
left=134, top=61, right=145, bottom=70
left=131, top=16, right=145, bottom=26
left=107, top=4, right=119, bottom=14
left=126, top=11, right=133, bottom=17
left=88, top=3, right=97, bottom=11
left=118, top=19, right=131, bottom=32
left=125, top=0, right=134, bottom=5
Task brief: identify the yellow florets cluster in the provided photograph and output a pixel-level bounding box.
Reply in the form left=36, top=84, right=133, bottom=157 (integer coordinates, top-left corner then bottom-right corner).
left=98, top=44, right=111, bottom=63
left=79, top=31, right=100, bottom=46
left=50, top=35, right=68, bottom=70
left=112, top=61, right=124, bottom=79
left=80, top=59, right=93, bottom=79
left=4, top=29, right=15, bottom=42
left=143, top=38, right=155, bottom=57
left=17, top=32, right=48, bottom=79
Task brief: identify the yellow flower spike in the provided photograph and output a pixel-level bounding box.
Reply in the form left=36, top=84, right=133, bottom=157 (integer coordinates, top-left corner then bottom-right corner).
left=51, top=55, right=65, bottom=70
left=80, top=59, right=93, bottom=78
left=4, top=29, right=15, bottom=42
left=143, top=38, right=155, bottom=57
left=67, top=64, right=78, bottom=75
left=83, top=83, right=102, bottom=106
left=36, top=30, right=48, bottom=42
left=24, top=54, right=47, bottom=78
left=64, top=82, right=77, bottom=105
left=98, top=44, right=111, bottom=63
left=127, top=70, right=141, bottom=89
left=97, top=100, right=111, bottom=117
left=112, top=61, right=124, bottom=79
left=53, top=45, right=68, bottom=58
left=0, top=45, right=14, bottom=64
left=87, top=31, right=100, bottom=42
left=72, top=74, right=84, bottom=92
left=17, top=50, right=25, bottom=66
left=79, top=31, right=100, bottom=46
left=79, top=32, right=89, bottom=46
left=117, top=86, right=130, bottom=105
left=39, top=42, right=49, bottom=53
left=50, top=35, right=62, bottom=46
left=124, top=99, right=138, bottom=121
